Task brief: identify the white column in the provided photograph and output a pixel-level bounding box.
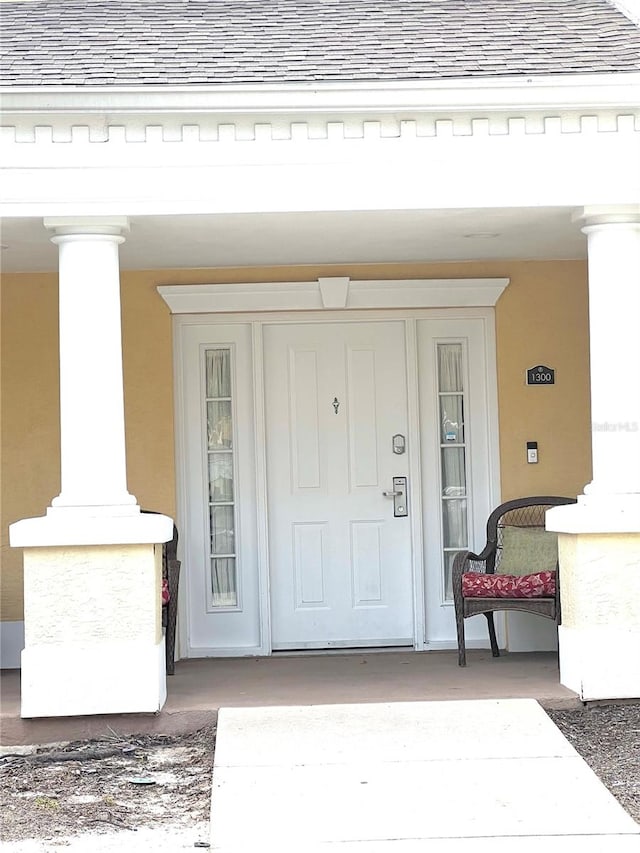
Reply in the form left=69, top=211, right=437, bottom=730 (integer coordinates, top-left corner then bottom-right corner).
left=9, top=216, right=173, bottom=718
left=48, top=218, right=136, bottom=513
left=582, top=207, right=640, bottom=504
left=547, top=205, right=640, bottom=701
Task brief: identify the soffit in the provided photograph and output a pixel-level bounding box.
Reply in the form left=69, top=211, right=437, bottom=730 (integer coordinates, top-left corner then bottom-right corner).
left=0, top=208, right=586, bottom=273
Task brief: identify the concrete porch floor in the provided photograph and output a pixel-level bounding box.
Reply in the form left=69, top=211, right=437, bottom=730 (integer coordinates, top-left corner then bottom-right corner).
left=0, top=649, right=580, bottom=747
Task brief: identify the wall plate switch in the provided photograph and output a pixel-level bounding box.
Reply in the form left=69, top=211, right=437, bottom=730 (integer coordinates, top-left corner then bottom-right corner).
left=526, top=441, right=538, bottom=463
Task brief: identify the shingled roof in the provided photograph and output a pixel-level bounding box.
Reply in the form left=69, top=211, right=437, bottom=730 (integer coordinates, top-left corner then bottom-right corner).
left=1, top=0, right=640, bottom=87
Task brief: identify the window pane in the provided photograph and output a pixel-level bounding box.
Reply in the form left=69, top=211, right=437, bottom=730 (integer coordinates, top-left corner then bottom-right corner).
left=443, top=552, right=456, bottom=601
left=204, top=348, right=238, bottom=609
left=207, top=401, right=233, bottom=449
left=211, top=558, right=237, bottom=607
left=206, top=349, right=231, bottom=398
left=440, top=395, right=464, bottom=444
left=209, top=454, right=234, bottom=502
left=441, top=448, right=467, bottom=497
left=210, top=505, right=234, bottom=555
left=437, top=342, right=468, bottom=602
left=437, top=344, right=463, bottom=392
left=442, top=499, right=468, bottom=549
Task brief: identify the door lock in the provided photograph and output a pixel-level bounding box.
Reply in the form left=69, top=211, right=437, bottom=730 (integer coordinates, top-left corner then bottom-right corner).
left=383, top=476, right=408, bottom=517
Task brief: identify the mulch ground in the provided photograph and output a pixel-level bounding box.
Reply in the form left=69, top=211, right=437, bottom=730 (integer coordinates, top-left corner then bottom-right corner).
left=547, top=703, right=640, bottom=823
left=0, top=704, right=638, bottom=844
left=0, top=725, right=215, bottom=844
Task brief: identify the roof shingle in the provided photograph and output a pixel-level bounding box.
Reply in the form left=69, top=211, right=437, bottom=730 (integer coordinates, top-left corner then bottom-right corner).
left=1, top=0, right=639, bottom=87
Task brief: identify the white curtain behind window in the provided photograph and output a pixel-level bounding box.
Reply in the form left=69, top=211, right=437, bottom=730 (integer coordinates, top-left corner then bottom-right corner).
left=206, top=348, right=237, bottom=608
left=438, top=344, right=468, bottom=599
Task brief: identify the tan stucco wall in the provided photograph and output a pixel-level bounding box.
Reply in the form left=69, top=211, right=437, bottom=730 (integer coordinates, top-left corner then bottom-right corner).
left=0, top=259, right=591, bottom=622
left=120, top=270, right=176, bottom=516
left=493, top=260, right=592, bottom=500
left=1, top=274, right=60, bottom=620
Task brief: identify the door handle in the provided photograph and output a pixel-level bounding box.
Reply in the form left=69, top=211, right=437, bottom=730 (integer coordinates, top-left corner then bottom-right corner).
left=383, top=477, right=408, bottom=517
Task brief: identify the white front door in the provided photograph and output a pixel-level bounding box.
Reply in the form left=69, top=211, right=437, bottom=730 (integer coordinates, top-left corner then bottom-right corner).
left=264, top=321, right=414, bottom=649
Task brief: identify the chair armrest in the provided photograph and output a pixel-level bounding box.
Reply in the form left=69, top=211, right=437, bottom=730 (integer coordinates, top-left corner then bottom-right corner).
left=452, top=550, right=487, bottom=586
left=452, top=549, right=497, bottom=615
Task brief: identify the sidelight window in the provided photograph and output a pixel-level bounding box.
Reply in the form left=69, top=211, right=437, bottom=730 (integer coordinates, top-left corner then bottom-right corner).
left=205, top=348, right=238, bottom=608
left=437, top=343, right=470, bottom=600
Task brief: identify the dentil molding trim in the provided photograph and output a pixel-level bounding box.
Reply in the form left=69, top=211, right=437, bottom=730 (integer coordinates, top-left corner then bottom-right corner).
left=1, top=113, right=639, bottom=144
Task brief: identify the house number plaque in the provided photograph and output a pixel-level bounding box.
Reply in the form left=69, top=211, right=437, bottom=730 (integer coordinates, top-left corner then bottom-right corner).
left=526, top=365, right=555, bottom=385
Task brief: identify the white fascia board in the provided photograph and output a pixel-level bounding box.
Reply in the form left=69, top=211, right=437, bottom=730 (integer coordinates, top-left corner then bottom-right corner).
left=2, top=72, right=640, bottom=117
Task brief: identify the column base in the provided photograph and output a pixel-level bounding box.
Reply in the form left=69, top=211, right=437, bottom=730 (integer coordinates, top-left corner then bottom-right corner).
left=10, top=510, right=173, bottom=547
left=547, top=499, right=640, bottom=702
left=559, top=625, right=640, bottom=701
left=12, top=527, right=173, bottom=719
left=547, top=493, right=640, bottom=534
left=21, top=640, right=167, bottom=718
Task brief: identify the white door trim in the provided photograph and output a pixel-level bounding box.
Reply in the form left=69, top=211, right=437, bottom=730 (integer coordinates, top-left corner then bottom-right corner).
left=171, top=304, right=502, bottom=658
left=159, top=277, right=509, bottom=314
left=173, top=316, right=190, bottom=662
left=405, top=318, right=426, bottom=650
left=251, top=321, right=273, bottom=653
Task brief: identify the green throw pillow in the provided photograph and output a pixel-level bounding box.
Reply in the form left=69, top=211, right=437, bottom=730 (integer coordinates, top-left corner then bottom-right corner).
left=497, top=526, right=559, bottom=576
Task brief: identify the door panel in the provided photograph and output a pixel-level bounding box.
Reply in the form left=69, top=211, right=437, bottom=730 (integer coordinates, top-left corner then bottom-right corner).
left=265, top=321, right=414, bottom=649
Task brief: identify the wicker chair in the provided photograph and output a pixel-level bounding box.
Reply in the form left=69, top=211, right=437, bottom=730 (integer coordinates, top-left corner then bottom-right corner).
left=142, top=510, right=181, bottom=675
left=452, top=496, right=576, bottom=667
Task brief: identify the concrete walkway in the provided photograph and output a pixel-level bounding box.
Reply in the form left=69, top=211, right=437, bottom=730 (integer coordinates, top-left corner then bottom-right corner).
left=210, top=699, right=639, bottom=851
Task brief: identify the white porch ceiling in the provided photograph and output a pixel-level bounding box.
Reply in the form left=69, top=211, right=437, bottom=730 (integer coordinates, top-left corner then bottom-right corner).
left=0, top=206, right=586, bottom=273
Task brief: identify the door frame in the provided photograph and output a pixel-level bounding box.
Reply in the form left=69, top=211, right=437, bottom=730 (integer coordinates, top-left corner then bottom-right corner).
left=164, top=278, right=507, bottom=658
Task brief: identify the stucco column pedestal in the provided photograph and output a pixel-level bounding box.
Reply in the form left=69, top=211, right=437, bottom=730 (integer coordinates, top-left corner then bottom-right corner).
left=547, top=205, right=640, bottom=701
left=9, top=217, right=173, bottom=718
left=13, top=531, right=170, bottom=718
left=550, top=530, right=640, bottom=701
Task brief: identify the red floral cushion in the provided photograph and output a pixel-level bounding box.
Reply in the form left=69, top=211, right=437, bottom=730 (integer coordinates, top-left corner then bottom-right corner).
left=162, top=578, right=170, bottom=604
left=462, top=571, right=556, bottom=598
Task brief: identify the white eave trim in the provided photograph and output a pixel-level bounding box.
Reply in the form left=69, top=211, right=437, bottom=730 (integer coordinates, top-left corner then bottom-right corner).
left=2, top=72, right=640, bottom=116
left=610, top=0, right=640, bottom=26
left=158, top=278, right=510, bottom=314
